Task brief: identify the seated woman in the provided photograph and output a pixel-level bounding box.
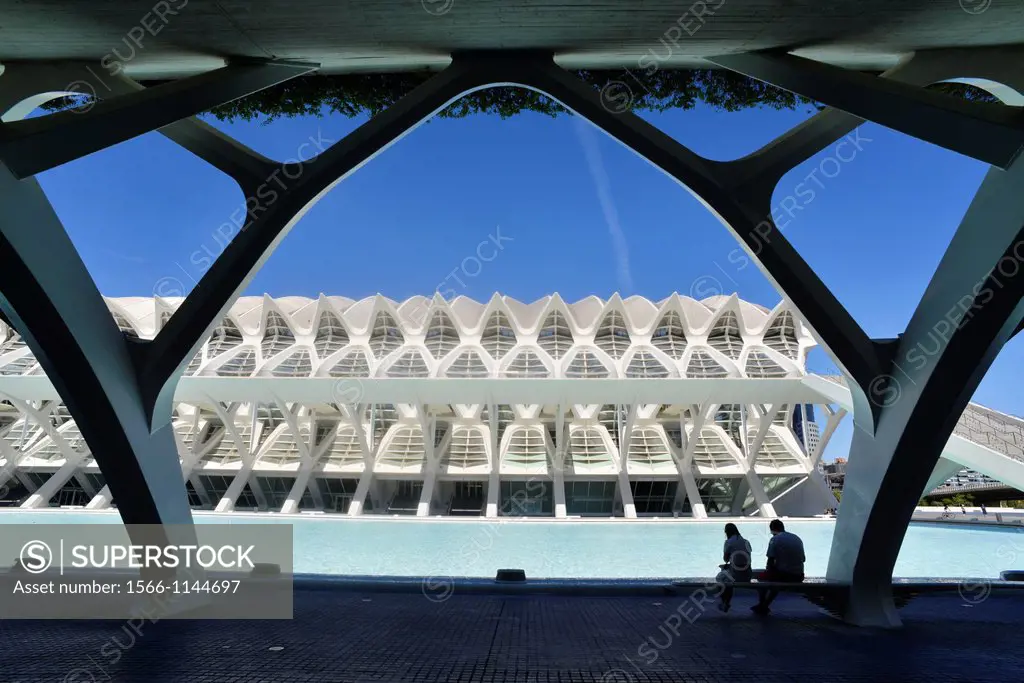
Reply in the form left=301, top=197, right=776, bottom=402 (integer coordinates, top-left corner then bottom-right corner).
left=715, top=523, right=752, bottom=613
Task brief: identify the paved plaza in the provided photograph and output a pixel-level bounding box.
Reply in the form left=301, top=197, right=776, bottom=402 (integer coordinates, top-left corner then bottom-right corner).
left=2, top=586, right=1023, bottom=682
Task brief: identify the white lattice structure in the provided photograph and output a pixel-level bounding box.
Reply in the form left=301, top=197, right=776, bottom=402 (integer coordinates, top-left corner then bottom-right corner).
left=0, top=292, right=849, bottom=518
left=3, top=292, right=1018, bottom=521
left=0, top=289, right=1000, bottom=523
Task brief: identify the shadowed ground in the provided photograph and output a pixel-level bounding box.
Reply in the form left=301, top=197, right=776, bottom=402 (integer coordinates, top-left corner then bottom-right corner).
left=2, top=588, right=1023, bottom=682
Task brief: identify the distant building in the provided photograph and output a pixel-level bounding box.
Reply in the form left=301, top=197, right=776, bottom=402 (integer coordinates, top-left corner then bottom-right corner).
left=933, top=468, right=1002, bottom=494
left=821, top=458, right=846, bottom=492
left=792, top=404, right=821, bottom=456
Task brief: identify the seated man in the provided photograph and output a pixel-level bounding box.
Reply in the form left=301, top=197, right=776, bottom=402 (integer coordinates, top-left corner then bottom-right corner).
left=751, top=519, right=804, bottom=616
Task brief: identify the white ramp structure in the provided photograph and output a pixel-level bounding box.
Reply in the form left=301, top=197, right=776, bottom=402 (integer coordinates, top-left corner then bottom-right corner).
left=810, top=375, right=1024, bottom=499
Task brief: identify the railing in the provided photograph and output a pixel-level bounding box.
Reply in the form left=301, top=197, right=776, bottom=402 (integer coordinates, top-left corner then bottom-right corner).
left=931, top=481, right=1015, bottom=493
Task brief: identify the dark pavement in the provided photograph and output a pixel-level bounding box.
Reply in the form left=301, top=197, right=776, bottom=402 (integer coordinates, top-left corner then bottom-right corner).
left=3, top=587, right=1023, bottom=682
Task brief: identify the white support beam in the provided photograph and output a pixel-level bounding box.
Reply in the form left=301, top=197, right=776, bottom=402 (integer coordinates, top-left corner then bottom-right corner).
left=282, top=459, right=318, bottom=514
left=8, top=404, right=90, bottom=508
left=486, top=400, right=500, bottom=518
left=682, top=403, right=716, bottom=470
left=417, top=409, right=437, bottom=517
left=272, top=395, right=316, bottom=514
left=680, top=469, right=706, bottom=520
left=0, top=395, right=78, bottom=491
left=812, top=406, right=849, bottom=466
left=743, top=404, right=780, bottom=517
left=245, top=472, right=270, bottom=511
left=616, top=402, right=638, bottom=518
left=348, top=469, right=373, bottom=517
left=14, top=470, right=37, bottom=494
left=347, top=404, right=380, bottom=516
left=552, top=401, right=569, bottom=518
left=187, top=474, right=212, bottom=509
left=215, top=466, right=254, bottom=512
left=665, top=414, right=702, bottom=518
left=207, top=400, right=259, bottom=512
left=180, top=421, right=220, bottom=480
left=282, top=421, right=336, bottom=514
left=680, top=404, right=709, bottom=519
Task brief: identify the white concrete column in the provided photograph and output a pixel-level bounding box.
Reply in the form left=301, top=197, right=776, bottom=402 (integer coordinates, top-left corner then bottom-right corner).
left=552, top=404, right=566, bottom=518
left=417, top=412, right=437, bottom=516
left=552, top=470, right=566, bottom=518
left=281, top=462, right=315, bottom=514
left=485, top=402, right=500, bottom=517
left=187, top=474, right=213, bottom=508
left=742, top=405, right=780, bottom=518
left=680, top=404, right=710, bottom=519
left=215, top=465, right=255, bottom=512
left=246, top=471, right=270, bottom=511
left=615, top=403, right=638, bottom=519
left=617, top=469, right=637, bottom=519
left=680, top=469, right=707, bottom=519
left=281, top=420, right=333, bottom=514
left=417, top=476, right=436, bottom=516
left=347, top=470, right=373, bottom=516
left=743, top=470, right=777, bottom=518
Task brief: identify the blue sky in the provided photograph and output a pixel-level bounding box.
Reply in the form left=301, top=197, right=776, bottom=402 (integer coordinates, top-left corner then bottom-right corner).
left=36, top=92, right=1022, bottom=460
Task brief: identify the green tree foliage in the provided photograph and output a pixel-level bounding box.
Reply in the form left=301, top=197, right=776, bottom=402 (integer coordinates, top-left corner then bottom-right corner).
left=940, top=493, right=975, bottom=507
left=41, top=69, right=998, bottom=123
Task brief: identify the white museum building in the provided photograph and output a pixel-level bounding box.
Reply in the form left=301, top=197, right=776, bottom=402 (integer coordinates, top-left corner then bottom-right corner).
left=0, top=293, right=1020, bottom=519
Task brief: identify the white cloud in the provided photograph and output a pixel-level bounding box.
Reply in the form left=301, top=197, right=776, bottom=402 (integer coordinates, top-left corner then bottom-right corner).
left=573, top=117, right=633, bottom=293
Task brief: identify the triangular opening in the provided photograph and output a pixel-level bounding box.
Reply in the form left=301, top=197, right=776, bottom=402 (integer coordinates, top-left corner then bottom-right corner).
left=652, top=310, right=687, bottom=359
left=595, top=310, right=630, bottom=359
left=707, top=311, right=743, bottom=360
left=314, top=310, right=349, bottom=359
left=424, top=309, right=460, bottom=359
left=261, top=310, right=295, bottom=360
left=368, top=311, right=403, bottom=359
left=481, top=310, right=517, bottom=360
left=537, top=310, right=573, bottom=360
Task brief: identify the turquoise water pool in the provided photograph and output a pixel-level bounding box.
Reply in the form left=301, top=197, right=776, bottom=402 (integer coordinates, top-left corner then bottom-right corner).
left=2, top=511, right=1022, bottom=578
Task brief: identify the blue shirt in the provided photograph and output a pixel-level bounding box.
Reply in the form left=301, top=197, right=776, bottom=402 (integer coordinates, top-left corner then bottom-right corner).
left=767, top=531, right=805, bottom=575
